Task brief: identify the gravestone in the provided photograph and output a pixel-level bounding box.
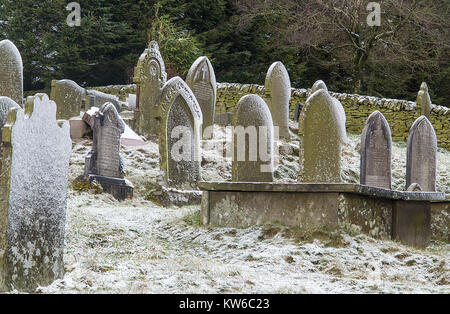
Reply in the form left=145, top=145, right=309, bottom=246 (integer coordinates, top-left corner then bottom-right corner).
left=0, top=40, right=23, bottom=106
left=0, top=94, right=71, bottom=292
left=232, top=94, right=274, bottom=182
left=84, top=103, right=133, bottom=200
left=158, top=77, right=202, bottom=189
left=309, top=80, right=347, bottom=138
left=360, top=111, right=392, bottom=189
left=298, top=89, right=346, bottom=182
left=416, top=82, right=432, bottom=119
left=0, top=97, right=20, bottom=140
left=186, top=56, right=216, bottom=139
left=134, top=41, right=167, bottom=135
left=293, top=103, right=304, bottom=122
left=406, top=116, right=437, bottom=192
left=264, top=61, right=291, bottom=139
left=86, top=89, right=122, bottom=111
left=50, top=79, right=86, bottom=119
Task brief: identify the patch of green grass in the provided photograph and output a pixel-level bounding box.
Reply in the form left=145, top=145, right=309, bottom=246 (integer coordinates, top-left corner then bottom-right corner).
left=183, top=210, right=201, bottom=227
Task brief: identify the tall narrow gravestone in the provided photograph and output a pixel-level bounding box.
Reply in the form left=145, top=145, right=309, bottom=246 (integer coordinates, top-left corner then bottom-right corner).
left=186, top=56, right=217, bottom=139
left=298, top=89, right=346, bottom=182
left=265, top=62, right=291, bottom=139
left=0, top=94, right=72, bottom=292
left=416, top=82, right=432, bottom=119
left=0, top=40, right=23, bottom=106
left=232, top=94, right=274, bottom=182
left=50, top=79, right=87, bottom=119
left=84, top=103, right=134, bottom=200
left=406, top=116, right=437, bottom=192
left=360, top=111, right=392, bottom=189
left=158, top=77, right=202, bottom=189
left=0, top=97, right=21, bottom=141
left=134, top=41, right=167, bottom=135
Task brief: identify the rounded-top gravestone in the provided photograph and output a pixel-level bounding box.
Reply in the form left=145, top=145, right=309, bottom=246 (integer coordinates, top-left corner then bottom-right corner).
left=416, top=82, right=432, bottom=119
left=0, top=40, right=23, bottom=106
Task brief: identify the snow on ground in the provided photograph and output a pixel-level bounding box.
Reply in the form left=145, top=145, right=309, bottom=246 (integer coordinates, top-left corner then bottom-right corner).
left=39, top=125, right=449, bottom=294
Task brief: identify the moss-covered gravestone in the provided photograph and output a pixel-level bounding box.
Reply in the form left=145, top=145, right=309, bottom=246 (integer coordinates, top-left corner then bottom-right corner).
left=0, top=94, right=72, bottom=292
left=186, top=56, right=216, bottom=139
left=416, top=82, right=432, bottom=119
left=298, top=89, right=346, bottom=182
left=84, top=103, right=133, bottom=200
left=406, top=116, right=437, bottom=192
left=134, top=41, right=167, bottom=136
left=0, top=40, right=23, bottom=106
left=158, top=77, right=202, bottom=189
left=232, top=94, right=274, bottom=182
left=50, top=79, right=86, bottom=119
left=0, top=97, right=21, bottom=141
left=264, top=62, right=291, bottom=139
left=360, top=111, right=392, bottom=189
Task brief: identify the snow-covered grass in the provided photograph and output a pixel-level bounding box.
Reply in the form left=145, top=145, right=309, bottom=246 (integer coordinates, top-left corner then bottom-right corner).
left=39, top=126, right=449, bottom=294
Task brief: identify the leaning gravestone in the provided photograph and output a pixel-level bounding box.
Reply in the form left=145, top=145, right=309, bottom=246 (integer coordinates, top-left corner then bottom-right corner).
left=0, top=94, right=71, bottom=292
left=50, top=79, right=86, bottom=119
left=416, top=82, right=432, bottom=119
left=84, top=103, right=133, bottom=200
left=134, top=41, right=167, bottom=135
left=86, top=89, right=122, bottom=111
left=0, top=40, right=23, bottom=106
left=158, top=77, right=202, bottom=189
left=406, top=116, right=437, bottom=192
left=0, top=97, right=21, bottom=140
left=298, top=89, right=346, bottom=182
left=265, top=61, right=291, bottom=139
left=232, top=94, right=274, bottom=182
left=186, top=56, right=217, bottom=139
left=360, top=111, right=392, bottom=189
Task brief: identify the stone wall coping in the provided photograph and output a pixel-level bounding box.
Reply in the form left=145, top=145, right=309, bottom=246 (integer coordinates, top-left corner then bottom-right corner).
left=199, top=181, right=446, bottom=201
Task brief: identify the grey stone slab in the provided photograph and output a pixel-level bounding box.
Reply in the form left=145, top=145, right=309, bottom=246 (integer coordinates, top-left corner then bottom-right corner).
left=0, top=40, right=23, bottom=106
left=50, top=79, right=86, bottom=119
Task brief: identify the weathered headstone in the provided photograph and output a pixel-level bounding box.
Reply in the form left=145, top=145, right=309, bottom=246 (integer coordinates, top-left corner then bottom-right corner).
left=416, top=82, right=432, bottom=119
left=0, top=40, right=23, bottom=106
left=265, top=61, right=291, bottom=139
left=298, top=89, right=346, bottom=182
left=86, top=89, right=122, bottom=111
left=360, top=111, right=392, bottom=189
left=158, top=77, right=202, bottom=189
left=0, top=94, right=71, bottom=292
left=406, top=116, right=437, bottom=192
left=232, top=94, right=274, bottom=182
left=309, top=80, right=347, bottom=138
left=293, top=103, right=304, bottom=122
left=50, top=79, right=86, bottom=119
left=186, top=56, right=217, bottom=139
left=0, top=97, right=20, bottom=140
left=84, top=103, right=133, bottom=200
left=134, top=41, right=167, bottom=135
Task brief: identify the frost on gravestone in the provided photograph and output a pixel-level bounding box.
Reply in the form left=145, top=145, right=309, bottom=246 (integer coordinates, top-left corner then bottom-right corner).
left=265, top=61, right=291, bottom=139
left=406, top=116, right=437, bottom=192
left=416, top=82, right=432, bottom=119
left=134, top=41, right=167, bottom=136
left=186, top=56, right=217, bottom=139
left=360, top=111, right=392, bottom=189
left=158, top=77, right=202, bottom=189
left=0, top=97, right=21, bottom=141
left=0, top=94, right=72, bottom=292
left=50, top=79, right=87, bottom=120
left=86, top=89, right=122, bottom=112
left=84, top=103, right=134, bottom=200
left=298, top=89, right=346, bottom=183
left=0, top=40, right=23, bottom=106
left=232, top=94, right=274, bottom=182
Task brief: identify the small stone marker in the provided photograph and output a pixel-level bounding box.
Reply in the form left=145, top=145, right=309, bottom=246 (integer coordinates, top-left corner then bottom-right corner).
left=126, top=94, right=136, bottom=110
left=158, top=77, right=202, bottom=189
left=84, top=103, right=134, bottom=200
left=232, top=94, right=274, bottom=182
left=298, top=89, right=346, bottom=182
left=0, top=97, right=20, bottom=140
left=0, top=93, right=72, bottom=292
left=0, top=40, right=23, bottom=106
left=406, top=116, right=437, bottom=192
left=50, top=79, right=86, bottom=119
left=186, top=56, right=217, bottom=139
left=360, top=111, right=392, bottom=189
left=416, top=82, right=432, bottom=119
left=265, top=61, right=291, bottom=139
left=134, top=41, right=167, bottom=135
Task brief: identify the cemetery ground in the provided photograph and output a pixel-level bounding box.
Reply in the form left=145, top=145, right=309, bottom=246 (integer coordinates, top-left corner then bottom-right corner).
left=33, top=125, right=450, bottom=294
